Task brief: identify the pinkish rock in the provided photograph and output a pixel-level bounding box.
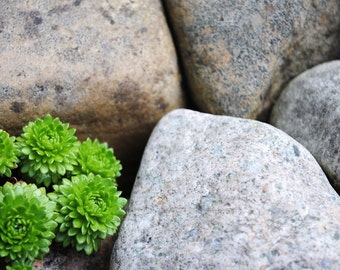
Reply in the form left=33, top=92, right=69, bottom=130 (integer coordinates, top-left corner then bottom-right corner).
left=0, top=0, right=186, bottom=195
left=112, top=109, right=340, bottom=269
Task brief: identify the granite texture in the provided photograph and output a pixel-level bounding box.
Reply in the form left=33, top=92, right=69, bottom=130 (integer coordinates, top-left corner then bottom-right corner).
left=0, top=0, right=185, bottom=195
left=162, top=0, right=340, bottom=119
left=111, top=109, right=340, bottom=269
left=270, top=61, right=340, bottom=194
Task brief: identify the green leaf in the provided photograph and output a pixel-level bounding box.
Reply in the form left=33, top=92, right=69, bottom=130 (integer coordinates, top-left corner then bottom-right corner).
left=51, top=173, right=127, bottom=254
left=60, top=223, right=68, bottom=232
left=0, top=182, right=56, bottom=263
left=49, top=163, right=56, bottom=173
left=84, top=244, right=93, bottom=255
left=16, top=114, right=80, bottom=188
left=73, top=219, right=83, bottom=228
left=41, top=229, right=56, bottom=239
left=0, top=130, right=19, bottom=177
left=21, top=147, right=31, bottom=155
left=0, top=249, right=9, bottom=257
left=38, top=238, right=51, bottom=247
left=73, top=138, right=122, bottom=181
left=40, top=164, right=49, bottom=174
left=67, top=227, right=78, bottom=236
left=57, top=165, right=66, bottom=176
left=55, top=233, right=67, bottom=243
left=76, top=233, right=86, bottom=244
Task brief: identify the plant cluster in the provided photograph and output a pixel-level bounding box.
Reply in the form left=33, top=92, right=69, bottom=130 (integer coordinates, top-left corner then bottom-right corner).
left=0, top=115, right=127, bottom=269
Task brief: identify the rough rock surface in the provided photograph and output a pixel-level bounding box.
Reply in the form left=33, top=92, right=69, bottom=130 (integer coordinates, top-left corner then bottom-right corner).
left=0, top=0, right=185, bottom=195
left=270, top=61, right=340, bottom=194
left=163, top=0, right=340, bottom=119
left=111, top=109, right=340, bottom=269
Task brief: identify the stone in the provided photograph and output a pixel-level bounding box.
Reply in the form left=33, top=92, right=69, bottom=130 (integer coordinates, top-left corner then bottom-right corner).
left=162, top=0, right=340, bottom=119
left=0, top=0, right=185, bottom=195
left=270, top=61, right=340, bottom=194
left=111, top=109, right=340, bottom=269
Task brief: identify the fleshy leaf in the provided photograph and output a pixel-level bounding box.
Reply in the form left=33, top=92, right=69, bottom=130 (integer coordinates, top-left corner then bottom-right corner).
left=0, top=130, right=19, bottom=177
left=50, top=174, right=127, bottom=254
left=73, top=138, right=122, bottom=183
left=0, top=182, right=57, bottom=263
left=16, top=114, right=80, bottom=187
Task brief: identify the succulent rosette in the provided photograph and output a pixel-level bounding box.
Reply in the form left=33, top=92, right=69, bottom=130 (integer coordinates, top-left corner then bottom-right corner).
left=0, top=130, right=19, bottom=177
left=16, top=114, right=80, bottom=187
left=0, top=182, right=57, bottom=266
left=50, top=174, right=127, bottom=255
left=73, top=138, right=122, bottom=183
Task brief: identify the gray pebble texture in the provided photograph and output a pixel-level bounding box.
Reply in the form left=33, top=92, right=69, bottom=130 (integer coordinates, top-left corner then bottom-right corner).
left=163, top=0, right=340, bottom=119
left=111, top=109, right=340, bottom=269
left=270, top=61, right=340, bottom=193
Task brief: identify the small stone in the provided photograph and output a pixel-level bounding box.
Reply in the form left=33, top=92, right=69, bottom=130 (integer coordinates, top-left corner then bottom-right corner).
left=111, top=109, right=340, bottom=269
left=163, top=0, right=340, bottom=119
left=0, top=0, right=185, bottom=194
left=270, top=60, right=340, bottom=193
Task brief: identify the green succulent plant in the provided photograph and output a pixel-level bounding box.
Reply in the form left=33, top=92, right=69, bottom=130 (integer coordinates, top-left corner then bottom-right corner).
left=50, top=174, right=127, bottom=255
left=0, top=181, right=57, bottom=267
left=0, top=130, right=19, bottom=177
left=6, top=260, right=34, bottom=270
left=16, top=114, right=80, bottom=187
left=73, top=138, right=122, bottom=182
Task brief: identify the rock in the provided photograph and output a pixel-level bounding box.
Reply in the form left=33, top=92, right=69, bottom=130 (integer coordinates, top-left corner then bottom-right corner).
left=111, top=109, right=340, bottom=269
left=163, top=0, right=340, bottom=119
left=270, top=61, right=340, bottom=194
left=0, top=0, right=185, bottom=195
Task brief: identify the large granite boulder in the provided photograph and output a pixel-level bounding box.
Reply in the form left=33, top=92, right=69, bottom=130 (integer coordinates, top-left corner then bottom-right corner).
left=111, top=109, right=340, bottom=269
left=0, top=0, right=185, bottom=194
left=162, top=0, right=340, bottom=119
left=270, top=61, right=340, bottom=194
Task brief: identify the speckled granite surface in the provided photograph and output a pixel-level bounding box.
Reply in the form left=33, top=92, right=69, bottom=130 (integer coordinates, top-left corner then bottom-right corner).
left=271, top=61, right=340, bottom=193
left=163, top=0, right=340, bottom=119
left=111, top=109, right=340, bottom=269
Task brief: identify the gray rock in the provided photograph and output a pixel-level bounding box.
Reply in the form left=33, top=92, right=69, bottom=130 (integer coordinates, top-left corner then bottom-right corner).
left=270, top=61, right=340, bottom=194
left=0, top=0, right=185, bottom=194
left=111, top=109, right=340, bottom=269
left=163, top=0, right=340, bottom=119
